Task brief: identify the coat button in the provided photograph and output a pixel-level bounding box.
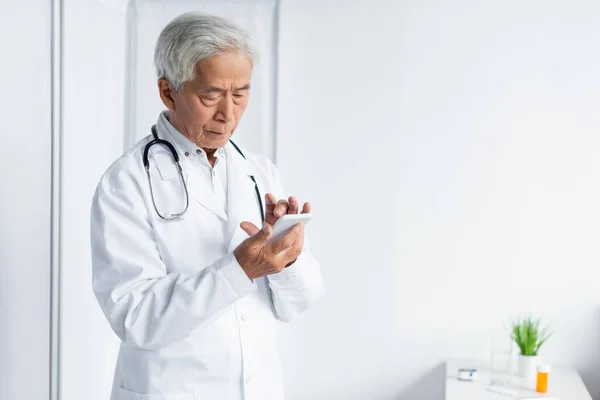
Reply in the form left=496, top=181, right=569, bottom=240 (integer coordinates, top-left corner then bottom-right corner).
left=245, top=375, right=251, bottom=383
left=241, top=314, right=248, bottom=322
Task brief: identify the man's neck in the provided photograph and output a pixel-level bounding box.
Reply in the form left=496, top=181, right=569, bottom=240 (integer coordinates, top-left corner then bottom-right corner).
left=205, top=150, right=217, bottom=167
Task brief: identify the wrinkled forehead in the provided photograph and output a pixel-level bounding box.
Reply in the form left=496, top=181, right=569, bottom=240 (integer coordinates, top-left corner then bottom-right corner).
left=188, top=52, right=253, bottom=90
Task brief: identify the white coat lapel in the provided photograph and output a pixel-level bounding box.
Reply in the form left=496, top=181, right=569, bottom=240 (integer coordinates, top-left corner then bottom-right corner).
left=226, top=143, right=264, bottom=252
left=182, top=157, right=228, bottom=221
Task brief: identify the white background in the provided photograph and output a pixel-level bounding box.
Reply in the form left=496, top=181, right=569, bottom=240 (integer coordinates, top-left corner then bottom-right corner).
left=276, top=1, right=600, bottom=399
left=0, top=0, right=51, bottom=399
left=60, top=1, right=128, bottom=399
left=2, top=1, right=600, bottom=400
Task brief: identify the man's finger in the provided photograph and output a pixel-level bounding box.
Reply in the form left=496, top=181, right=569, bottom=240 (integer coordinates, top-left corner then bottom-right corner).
left=265, top=193, right=277, bottom=205
left=301, top=202, right=311, bottom=214
left=274, top=199, right=289, bottom=217
left=277, top=230, right=305, bottom=264
left=240, top=221, right=260, bottom=236
left=287, top=196, right=298, bottom=214
left=240, top=221, right=273, bottom=241
left=269, top=223, right=304, bottom=253
left=278, top=246, right=302, bottom=266
left=265, top=193, right=277, bottom=215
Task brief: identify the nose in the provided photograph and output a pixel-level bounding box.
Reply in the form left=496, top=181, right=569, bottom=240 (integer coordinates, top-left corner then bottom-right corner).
left=215, top=95, right=234, bottom=123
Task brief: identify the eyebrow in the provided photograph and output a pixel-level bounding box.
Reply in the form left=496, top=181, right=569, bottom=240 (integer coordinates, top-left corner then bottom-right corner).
left=200, top=84, right=251, bottom=94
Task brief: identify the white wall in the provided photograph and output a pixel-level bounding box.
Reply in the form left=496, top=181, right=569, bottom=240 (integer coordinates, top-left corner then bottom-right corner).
left=0, top=0, right=52, bottom=399
left=61, top=1, right=127, bottom=399
left=276, top=0, right=600, bottom=399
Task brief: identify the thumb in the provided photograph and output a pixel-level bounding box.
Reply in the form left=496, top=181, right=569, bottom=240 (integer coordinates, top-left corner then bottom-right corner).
left=240, top=221, right=260, bottom=236
left=240, top=221, right=273, bottom=242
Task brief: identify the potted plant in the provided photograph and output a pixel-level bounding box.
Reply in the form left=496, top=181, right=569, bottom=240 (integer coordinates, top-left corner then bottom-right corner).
left=510, top=317, right=552, bottom=380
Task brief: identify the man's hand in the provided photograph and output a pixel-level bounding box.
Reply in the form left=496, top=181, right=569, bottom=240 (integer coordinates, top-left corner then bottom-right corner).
left=234, top=193, right=311, bottom=280
left=265, top=193, right=311, bottom=226
left=233, top=221, right=305, bottom=280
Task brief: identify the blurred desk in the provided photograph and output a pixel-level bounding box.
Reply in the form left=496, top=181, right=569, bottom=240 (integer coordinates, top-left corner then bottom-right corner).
left=445, top=359, right=592, bottom=400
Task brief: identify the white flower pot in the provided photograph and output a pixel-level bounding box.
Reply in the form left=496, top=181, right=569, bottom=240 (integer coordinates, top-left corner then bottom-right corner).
left=518, top=354, right=540, bottom=380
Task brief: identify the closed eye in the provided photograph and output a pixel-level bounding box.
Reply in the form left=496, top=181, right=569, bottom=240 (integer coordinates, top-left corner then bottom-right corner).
left=200, top=93, right=221, bottom=100
left=199, top=96, right=220, bottom=107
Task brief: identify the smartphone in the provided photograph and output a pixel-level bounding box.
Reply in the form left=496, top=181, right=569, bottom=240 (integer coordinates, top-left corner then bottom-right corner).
left=266, top=214, right=312, bottom=244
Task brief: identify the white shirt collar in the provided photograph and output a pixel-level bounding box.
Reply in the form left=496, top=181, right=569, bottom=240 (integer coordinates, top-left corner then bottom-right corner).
left=156, top=111, right=226, bottom=159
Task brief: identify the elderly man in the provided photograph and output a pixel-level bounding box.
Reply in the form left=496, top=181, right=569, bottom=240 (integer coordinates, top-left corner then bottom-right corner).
left=90, top=12, right=325, bottom=400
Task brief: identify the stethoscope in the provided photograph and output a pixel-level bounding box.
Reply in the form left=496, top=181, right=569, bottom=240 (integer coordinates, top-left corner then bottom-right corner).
left=143, top=125, right=264, bottom=221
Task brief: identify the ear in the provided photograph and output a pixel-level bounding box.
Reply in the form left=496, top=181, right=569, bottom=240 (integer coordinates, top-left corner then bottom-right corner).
left=158, top=78, right=176, bottom=111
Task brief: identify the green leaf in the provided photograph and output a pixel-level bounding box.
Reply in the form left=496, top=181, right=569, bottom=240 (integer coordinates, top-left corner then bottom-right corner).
left=510, top=316, right=552, bottom=356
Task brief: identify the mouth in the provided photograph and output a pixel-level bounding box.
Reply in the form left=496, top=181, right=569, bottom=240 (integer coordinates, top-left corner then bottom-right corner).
left=206, top=130, right=226, bottom=136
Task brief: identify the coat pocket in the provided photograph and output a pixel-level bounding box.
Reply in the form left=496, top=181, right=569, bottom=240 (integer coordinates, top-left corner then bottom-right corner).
left=118, top=387, right=195, bottom=400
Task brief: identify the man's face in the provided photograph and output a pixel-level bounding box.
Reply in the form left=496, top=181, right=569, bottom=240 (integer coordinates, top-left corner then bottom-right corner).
left=159, top=51, right=252, bottom=150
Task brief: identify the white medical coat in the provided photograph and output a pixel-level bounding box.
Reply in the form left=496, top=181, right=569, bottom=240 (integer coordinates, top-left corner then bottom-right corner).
left=90, top=114, right=325, bottom=400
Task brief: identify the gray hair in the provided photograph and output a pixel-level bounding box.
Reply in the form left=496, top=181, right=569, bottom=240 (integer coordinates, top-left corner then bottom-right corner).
left=154, top=12, right=256, bottom=91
